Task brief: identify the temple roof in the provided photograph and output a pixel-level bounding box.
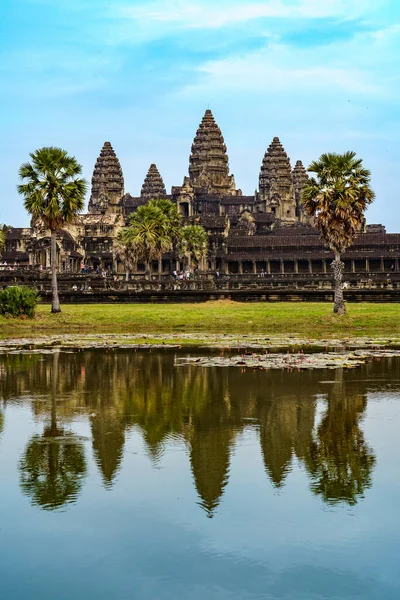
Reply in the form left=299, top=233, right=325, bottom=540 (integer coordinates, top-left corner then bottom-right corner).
left=89, top=142, right=124, bottom=212
left=141, top=164, right=167, bottom=200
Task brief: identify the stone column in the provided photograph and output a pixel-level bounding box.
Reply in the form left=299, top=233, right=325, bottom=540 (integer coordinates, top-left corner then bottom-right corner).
left=366, top=258, right=370, bottom=273
left=323, top=260, right=327, bottom=274
left=280, top=260, right=284, bottom=274
left=351, top=260, right=356, bottom=273
left=238, top=261, right=243, bottom=275
left=308, top=259, right=312, bottom=274
left=266, top=260, right=271, bottom=274
left=294, top=260, right=299, bottom=274
left=253, top=261, right=257, bottom=274
left=396, top=258, right=399, bottom=272
left=380, top=257, right=384, bottom=272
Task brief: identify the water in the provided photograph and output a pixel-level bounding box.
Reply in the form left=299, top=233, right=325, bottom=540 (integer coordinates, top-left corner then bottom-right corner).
left=0, top=349, right=399, bottom=600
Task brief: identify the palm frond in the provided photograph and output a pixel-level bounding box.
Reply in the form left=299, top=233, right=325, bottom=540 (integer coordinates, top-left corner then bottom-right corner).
left=18, top=147, right=87, bottom=231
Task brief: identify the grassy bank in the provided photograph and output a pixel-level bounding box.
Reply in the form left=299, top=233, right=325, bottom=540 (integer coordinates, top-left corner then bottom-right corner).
left=1, top=302, right=400, bottom=340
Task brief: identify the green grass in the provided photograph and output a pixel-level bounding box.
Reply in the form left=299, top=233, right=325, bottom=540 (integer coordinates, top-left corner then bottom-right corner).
left=1, top=301, right=400, bottom=340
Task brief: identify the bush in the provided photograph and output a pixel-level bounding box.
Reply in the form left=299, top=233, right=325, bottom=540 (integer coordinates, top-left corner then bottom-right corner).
left=0, top=286, right=39, bottom=319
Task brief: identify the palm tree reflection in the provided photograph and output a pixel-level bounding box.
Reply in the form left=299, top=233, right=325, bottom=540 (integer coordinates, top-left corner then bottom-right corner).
left=19, top=352, right=86, bottom=511
left=305, top=374, right=376, bottom=505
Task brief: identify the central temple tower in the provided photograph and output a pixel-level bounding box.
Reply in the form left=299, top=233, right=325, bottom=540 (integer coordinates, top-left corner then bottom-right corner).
left=188, top=109, right=237, bottom=196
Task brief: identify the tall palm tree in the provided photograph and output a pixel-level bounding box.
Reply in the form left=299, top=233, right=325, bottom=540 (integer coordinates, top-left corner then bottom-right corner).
left=18, top=147, right=87, bottom=313
left=302, top=152, right=375, bottom=314
left=179, top=225, right=208, bottom=270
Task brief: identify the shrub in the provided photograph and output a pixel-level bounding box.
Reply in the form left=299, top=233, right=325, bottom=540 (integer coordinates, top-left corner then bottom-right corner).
left=0, top=286, right=39, bottom=319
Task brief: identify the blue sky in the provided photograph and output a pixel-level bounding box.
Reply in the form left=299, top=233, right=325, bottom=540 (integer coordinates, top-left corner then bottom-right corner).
left=1, top=0, right=400, bottom=228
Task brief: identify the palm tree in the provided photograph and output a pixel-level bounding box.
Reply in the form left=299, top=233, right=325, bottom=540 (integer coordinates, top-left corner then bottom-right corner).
left=148, top=198, right=181, bottom=247
left=18, top=147, right=87, bottom=313
left=115, top=230, right=138, bottom=282
left=179, top=225, right=208, bottom=270
left=302, top=152, right=374, bottom=314
left=119, top=200, right=181, bottom=277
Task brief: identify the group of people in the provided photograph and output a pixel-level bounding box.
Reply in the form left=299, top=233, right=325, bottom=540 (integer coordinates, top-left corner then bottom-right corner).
left=71, top=284, right=93, bottom=292
left=0, top=260, right=18, bottom=271
left=80, top=263, right=110, bottom=277
left=172, top=269, right=192, bottom=281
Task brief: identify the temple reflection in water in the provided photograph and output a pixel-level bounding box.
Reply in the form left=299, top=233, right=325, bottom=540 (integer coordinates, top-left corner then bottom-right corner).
left=0, top=349, right=390, bottom=516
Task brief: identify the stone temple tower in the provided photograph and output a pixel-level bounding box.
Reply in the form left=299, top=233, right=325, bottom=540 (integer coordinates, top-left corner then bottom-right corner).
left=258, top=137, right=296, bottom=222
left=292, top=160, right=309, bottom=223
left=188, top=109, right=237, bottom=196
left=141, top=164, right=167, bottom=200
left=89, top=142, right=124, bottom=214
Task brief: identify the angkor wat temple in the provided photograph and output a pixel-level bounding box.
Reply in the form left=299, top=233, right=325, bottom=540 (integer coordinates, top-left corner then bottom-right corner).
left=3, top=109, right=398, bottom=281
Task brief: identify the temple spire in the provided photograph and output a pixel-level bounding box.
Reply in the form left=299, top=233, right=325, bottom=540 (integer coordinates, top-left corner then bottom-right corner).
left=292, top=160, right=309, bottom=222
left=258, top=137, right=296, bottom=222
left=141, top=164, right=167, bottom=200
left=89, top=142, right=124, bottom=214
left=188, top=109, right=236, bottom=196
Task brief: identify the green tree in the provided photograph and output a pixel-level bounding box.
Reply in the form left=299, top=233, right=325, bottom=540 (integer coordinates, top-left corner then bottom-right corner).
left=148, top=198, right=181, bottom=248
left=119, top=199, right=181, bottom=276
left=179, top=224, right=208, bottom=270
left=115, top=230, right=138, bottom=282
left=302, top=152, right=374, bottom=314
left=18, top=147, right=87, bottom=313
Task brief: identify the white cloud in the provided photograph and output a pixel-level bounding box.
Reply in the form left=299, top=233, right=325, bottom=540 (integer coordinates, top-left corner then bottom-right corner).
left=114, top=0, right=381, bottom=30
left=180, top=38, right=382, bottom=99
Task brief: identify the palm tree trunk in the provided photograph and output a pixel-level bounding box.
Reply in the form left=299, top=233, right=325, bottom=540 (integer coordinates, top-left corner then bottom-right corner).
left=50, top=229, right=61, bottom=313
left=50, top=351, right=59, bottom=436
left=158, top=257, right=162, bottom=281
left=332, top=252, right=346, bottom=315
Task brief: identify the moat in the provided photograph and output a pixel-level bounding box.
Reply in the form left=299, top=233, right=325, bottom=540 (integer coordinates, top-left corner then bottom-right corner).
left=1, top=349, right=399, bottom=599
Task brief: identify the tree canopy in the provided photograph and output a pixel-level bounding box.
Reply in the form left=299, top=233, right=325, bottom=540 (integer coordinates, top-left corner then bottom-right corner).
left=118, top=199, right=182, bottom=272
left=179, top=224, right=208, bottom=267
left=302, top=151, right=375, bottom=255
left=18, top=146, right=87, bottom=231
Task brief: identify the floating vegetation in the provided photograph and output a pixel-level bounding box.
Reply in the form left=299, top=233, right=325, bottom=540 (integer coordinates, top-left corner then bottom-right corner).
left=175, top=350, right=400, bottom=371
